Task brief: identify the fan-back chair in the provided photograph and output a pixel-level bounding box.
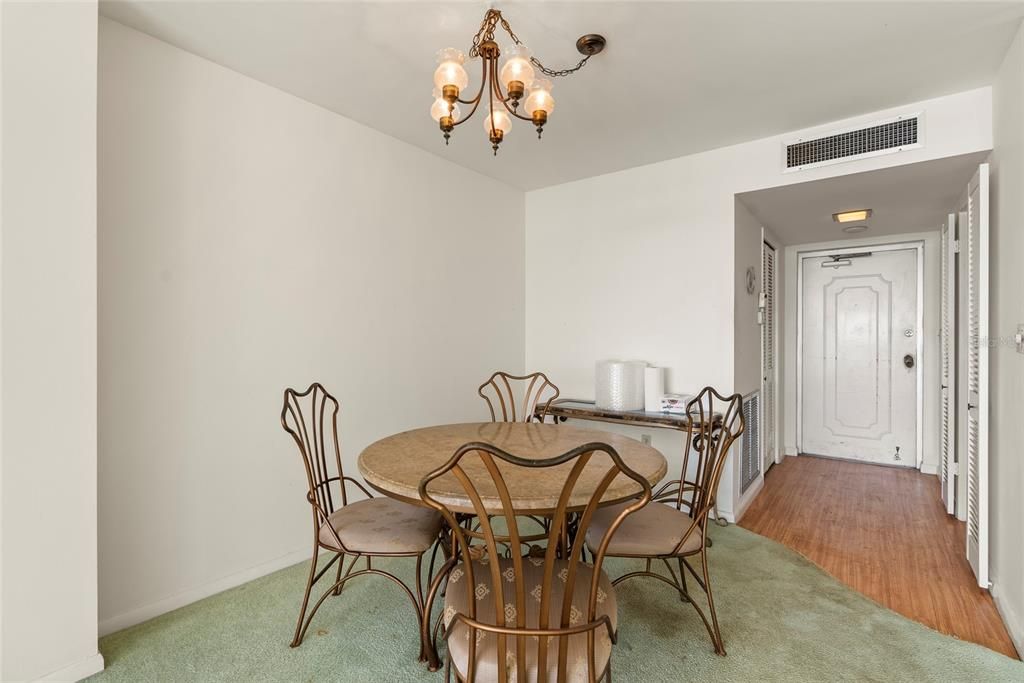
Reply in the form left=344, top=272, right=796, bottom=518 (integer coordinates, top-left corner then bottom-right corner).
left=420, top=441, right=652, bottom=682
left=478, top=371, right=560, bottom=423
left=281, top=383, right=442, bottom=657
left=584, top=386, right=744, bottom=655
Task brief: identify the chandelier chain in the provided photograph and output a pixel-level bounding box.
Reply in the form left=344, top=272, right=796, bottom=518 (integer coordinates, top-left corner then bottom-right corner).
left=530, top=55, right=592, bottom=78
left=469, top=9, right=591, bottom=77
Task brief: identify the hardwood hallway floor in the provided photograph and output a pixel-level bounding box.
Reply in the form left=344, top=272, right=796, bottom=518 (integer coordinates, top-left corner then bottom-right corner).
left=739, top=455, right=1019, bottom=659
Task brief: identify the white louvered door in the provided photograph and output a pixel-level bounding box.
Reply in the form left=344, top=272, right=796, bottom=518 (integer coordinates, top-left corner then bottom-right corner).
left=761, top=241, right=777, bottom=470
left=939, top=214, right=956, bottom=514
left=964, top=164, right=989, bottom=588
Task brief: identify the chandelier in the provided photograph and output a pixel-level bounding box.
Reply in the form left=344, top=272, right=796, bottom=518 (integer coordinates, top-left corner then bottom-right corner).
left=429, top=8, right=605, bottom=155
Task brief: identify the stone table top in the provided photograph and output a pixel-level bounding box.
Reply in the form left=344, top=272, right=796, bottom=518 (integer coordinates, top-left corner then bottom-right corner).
left=357, top=422, right=667, bottom=515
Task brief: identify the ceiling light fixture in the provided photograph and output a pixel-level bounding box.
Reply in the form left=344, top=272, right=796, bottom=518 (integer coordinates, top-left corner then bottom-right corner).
left=430, top=8, right=605, bottom=155
left=842, top=224, right=869, bottom=234
left=832, top=209, right=873, bottom=223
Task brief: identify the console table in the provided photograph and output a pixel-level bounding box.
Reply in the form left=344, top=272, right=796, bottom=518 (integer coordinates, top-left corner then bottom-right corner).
left=539, top=399, right=728, bottom=527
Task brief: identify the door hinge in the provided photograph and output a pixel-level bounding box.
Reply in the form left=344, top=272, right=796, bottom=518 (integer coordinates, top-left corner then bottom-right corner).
left=953, top=239, right=961, bottom=254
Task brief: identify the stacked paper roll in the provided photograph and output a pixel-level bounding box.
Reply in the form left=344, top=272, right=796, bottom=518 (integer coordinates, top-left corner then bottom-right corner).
left=595, top=360, right=646, bottom=411
left=644, top=367, right=665, bottom=412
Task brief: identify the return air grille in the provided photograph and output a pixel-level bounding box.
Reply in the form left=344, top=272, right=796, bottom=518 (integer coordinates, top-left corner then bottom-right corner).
left=785, top=115, right=920, bottom=171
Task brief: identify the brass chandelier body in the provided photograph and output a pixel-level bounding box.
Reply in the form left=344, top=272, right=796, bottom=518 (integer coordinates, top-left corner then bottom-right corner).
left=431, top=9, right=605, bottom=155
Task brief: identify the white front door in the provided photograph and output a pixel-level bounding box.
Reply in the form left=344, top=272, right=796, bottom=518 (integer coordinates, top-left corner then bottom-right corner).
left=801, top=248, right=919, bottom=465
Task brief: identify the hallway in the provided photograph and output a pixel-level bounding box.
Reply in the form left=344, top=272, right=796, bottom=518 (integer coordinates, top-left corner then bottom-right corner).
left=740, top=455, right=1018, bottom=659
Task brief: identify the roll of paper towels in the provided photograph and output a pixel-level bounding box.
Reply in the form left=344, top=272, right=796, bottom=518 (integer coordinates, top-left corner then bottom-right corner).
left=595, top=360, right=646, bottom=411
left=644, top=367, right=665, bottom=412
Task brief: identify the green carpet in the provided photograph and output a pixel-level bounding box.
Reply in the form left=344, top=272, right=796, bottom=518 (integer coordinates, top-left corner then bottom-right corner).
left=90, top=526, right=1023, bottom=682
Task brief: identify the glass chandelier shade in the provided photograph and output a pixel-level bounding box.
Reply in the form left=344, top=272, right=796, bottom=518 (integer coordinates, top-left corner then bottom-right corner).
left=482, top=103, right=513, bottom=136
left=524, top=78, right=555, bottom=116
left=430, top=89, right=461, bottom=122
left=433, top=48, right=469, bottom=92
left=499, top=45, right=535, bottom=94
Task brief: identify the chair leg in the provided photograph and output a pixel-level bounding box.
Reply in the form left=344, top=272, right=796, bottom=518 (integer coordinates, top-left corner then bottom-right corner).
left=700, top=550, right=726, bottom=656
left=332, top=552, right=346, bottom=596
left=291, top=544, right=319, bottom=647
left=677, top=557, right=691, bottom=603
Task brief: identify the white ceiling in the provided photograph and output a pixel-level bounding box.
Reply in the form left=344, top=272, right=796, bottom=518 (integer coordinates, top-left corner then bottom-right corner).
left=99, top=1, right=1024, bottom=190
left=737, top=151, right=990, bottom=245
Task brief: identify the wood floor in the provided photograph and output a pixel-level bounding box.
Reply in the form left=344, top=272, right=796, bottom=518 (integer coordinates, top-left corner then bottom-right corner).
left=740, top=455, right=1019, bottom=659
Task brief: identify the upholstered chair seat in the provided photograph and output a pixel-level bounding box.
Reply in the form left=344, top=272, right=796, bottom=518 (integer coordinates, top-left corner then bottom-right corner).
left=585, top=502, right=703, bottom=557
left=444, top=558, right=617, bottom=682
left=318, top=497, right=442, bottom=554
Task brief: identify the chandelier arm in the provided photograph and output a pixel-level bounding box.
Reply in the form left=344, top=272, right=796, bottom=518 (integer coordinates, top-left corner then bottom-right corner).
left=454, top=55, right=493, bottom=125
left=451, top=58, right=490, bottom=124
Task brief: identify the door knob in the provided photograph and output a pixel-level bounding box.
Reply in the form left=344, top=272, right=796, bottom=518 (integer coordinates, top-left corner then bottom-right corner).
left=903, top=354, right=915, bottom=368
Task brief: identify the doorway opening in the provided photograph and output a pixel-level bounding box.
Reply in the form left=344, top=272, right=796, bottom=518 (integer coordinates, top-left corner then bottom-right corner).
left=733, top=150, right=1003, bottom=650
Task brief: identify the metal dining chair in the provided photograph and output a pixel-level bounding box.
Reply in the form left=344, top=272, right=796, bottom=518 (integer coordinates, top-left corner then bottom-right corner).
left=281, top=382, right=442, bottom=655
left=478, top=371, right=561, bottom=423
left=419, top=441, right=652, bottom=682
left=584, top=386, right=744, bottom=655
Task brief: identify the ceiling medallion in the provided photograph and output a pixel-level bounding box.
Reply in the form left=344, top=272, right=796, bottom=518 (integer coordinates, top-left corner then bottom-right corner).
left=430, top=8, right=605, bottom=155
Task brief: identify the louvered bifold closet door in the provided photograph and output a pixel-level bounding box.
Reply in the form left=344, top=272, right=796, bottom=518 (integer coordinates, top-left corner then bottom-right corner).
left=741, top=392, right=760, bottom=493
left=964, top=164, right=990, bottom=588
left=761, top=242, right=777, bottom=469
left=940, top=214, right=956, bottom=515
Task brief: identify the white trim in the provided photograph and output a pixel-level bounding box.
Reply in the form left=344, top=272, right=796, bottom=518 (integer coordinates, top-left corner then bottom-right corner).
left=34, top=653, right=104, bottom=683
left=920, top=462, right=939, bottom=476
left=782, top=111, right=925, bottom=173
left=991, top=584, right=1024, bottom=659
left=784, top=445, right=798, bottom=456
left=796, top=241, right=926, bottom=468
left=99, top=546, right=311, bottom=636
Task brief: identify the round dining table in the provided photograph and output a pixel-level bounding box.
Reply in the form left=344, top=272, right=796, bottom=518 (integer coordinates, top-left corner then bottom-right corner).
left=357, top=422, right=668, bottom=515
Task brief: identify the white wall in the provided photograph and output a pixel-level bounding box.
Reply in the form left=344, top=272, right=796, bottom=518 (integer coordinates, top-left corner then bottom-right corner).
left=780, top=231, right=942, bottom=474
left=734, top=200, right=785, bottom=464
left=525, top=88, right=991, bottom=481
left=1, top=2, right=103, bottom=680
left=988, top=19, right=1024, bottom=657
left=97, top=19, right=525, bottom=634
left=734, top=199, right=763, bottom=397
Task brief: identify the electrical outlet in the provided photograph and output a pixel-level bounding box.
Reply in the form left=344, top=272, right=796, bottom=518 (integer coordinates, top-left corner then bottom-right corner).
left=641, top=434, right=652, bottom=446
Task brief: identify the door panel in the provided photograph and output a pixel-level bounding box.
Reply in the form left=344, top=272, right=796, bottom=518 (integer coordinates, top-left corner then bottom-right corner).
left=801, top=249, right=918, bottom=465
left=940, top=214, right=956, bottom=514
left=963, top=164, right=989, bottom=588
left=761, top=241, right=777, bottom=470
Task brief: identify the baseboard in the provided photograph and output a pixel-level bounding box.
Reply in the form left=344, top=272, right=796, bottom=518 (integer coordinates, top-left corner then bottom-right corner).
left=732, top=476, right=764, bottom=523
left=35, top=652, right=104, bottom=682
left=991, top=583, right=1024, bottom=659
left=919, top=462, right=939, bottom=475
left=784, top=445, right=798, bottom=456
left=99, top=546, right=311, bottom=637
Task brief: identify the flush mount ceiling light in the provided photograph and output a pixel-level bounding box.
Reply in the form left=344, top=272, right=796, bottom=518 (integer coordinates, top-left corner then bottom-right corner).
left=842, top=224, right=869, bottom=234
left=430, top=8, right=605, bottom=155
left=832, top=209, right=873, bottom=223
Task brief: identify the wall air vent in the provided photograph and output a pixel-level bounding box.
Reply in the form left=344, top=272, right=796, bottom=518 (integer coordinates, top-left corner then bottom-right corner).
left=784, top=113, right=922, bottom=172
